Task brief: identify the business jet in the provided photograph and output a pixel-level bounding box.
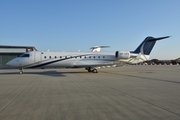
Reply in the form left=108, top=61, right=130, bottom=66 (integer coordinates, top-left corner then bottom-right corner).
left=6, top=36, right=170, bottom=74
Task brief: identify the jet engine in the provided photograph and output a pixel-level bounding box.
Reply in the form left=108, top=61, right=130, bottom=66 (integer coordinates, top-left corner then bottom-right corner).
left=115, top=51, right=130, bottom=59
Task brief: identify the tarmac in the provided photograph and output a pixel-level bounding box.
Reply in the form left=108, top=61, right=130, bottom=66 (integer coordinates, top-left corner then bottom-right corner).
left=0, top=65, right=180, bottom=120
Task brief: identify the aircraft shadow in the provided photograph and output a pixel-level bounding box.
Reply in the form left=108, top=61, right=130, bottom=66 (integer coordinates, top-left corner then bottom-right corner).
left=0, top=70, right=88, bottom=77
left=0, top=70, right=65, bottom=77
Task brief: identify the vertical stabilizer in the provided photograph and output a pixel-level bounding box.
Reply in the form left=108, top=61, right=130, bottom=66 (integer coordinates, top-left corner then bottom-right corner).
left=133, top=36, right=170, bottom=55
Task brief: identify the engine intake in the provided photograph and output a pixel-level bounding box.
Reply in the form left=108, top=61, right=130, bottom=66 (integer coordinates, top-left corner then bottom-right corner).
left=115, top=51, right=130, bottom=59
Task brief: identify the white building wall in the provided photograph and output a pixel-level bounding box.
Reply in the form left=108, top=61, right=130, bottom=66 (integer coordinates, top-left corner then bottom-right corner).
left=0, top=48, right=26, bottom=53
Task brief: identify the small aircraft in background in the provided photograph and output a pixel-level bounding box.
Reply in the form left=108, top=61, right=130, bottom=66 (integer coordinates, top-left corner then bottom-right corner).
left=90, top=46, right=110, bottom=52
left=6, top=36, right=170, bottom=74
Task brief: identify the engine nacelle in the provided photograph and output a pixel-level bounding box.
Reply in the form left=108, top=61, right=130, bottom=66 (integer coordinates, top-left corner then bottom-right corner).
left=115, top=51, right=130, bottom=59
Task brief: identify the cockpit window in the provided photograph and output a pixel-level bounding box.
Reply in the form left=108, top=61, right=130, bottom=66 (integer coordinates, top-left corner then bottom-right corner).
left=19, top=54, right=30, bottom=57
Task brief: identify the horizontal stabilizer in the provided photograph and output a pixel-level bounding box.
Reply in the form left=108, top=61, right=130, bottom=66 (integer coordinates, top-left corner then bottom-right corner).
left=149, top=36, right=170, bottom=41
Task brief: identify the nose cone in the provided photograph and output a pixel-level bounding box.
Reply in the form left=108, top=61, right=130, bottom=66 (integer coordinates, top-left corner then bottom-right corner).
left=6, top=60, right=13, bottom=66
left=6, top=59, right=17, bottom=67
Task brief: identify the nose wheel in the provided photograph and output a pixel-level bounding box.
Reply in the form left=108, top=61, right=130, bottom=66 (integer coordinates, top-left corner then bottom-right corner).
left=19, top=68, right=23, bottom=74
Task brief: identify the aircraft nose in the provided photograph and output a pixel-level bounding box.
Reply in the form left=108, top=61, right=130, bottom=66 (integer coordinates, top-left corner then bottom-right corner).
left=6, top=60, right=13, bottom=66
left=6, top=60, right=17, bottom=66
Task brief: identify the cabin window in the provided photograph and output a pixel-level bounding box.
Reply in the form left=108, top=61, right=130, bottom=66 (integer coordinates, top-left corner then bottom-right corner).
left=19, top=54, right=30, bottom=57
left=60, top=56, right=62, bottom=58
left=85, top=56, right=86, bottom=59
left=98, top=56, right=100, bottom=59
left=89, top=56, right=91, bottom=58
left=94, top=56, right=95, bottom=59
left=80, top=56, right=82, bottom=59
left=103, top=56, right=105, bottom=58
left=55, top=56, right=57, bottom=58
left=44, top=56, right=46, bottom=59
left=49, top=56, right=51, bottom=59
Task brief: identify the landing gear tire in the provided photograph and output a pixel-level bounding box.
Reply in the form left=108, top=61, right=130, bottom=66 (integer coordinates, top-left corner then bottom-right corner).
left=92, top=69, right=98, bottom=73
left=19, top=68, right=23, bottom=75
left=86, top=67, right=98, bottom=73
left=88, top=69, right=92, bottom=72
left=20, top=71, right=23, bottom=74
left=86, top=67, right=92, bottom=72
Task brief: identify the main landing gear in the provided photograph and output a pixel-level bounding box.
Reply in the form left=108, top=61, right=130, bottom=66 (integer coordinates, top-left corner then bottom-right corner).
left=19, top=68, right=23, bottom=74
left=85, top=67, right=98, bottom=73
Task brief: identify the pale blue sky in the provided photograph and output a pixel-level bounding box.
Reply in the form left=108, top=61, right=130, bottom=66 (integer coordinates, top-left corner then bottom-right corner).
left=0, top=0, right=180, bottom=59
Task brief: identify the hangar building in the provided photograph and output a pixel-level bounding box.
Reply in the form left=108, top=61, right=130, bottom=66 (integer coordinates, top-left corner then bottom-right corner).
left=0, top=45, right=37, bottom=68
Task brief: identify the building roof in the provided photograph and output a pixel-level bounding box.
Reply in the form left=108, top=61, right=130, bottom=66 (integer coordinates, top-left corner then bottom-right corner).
left=0, top=45, right=38, bottom=54
left=0, top=45, right=37, bottom=51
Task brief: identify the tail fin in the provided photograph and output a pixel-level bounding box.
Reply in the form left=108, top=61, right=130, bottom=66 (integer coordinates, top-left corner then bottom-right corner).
left=133, top=36, right=170, bottom=55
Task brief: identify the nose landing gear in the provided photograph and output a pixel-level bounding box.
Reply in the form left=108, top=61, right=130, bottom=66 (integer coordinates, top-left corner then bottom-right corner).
left=19, top=68, right=23, bottom=74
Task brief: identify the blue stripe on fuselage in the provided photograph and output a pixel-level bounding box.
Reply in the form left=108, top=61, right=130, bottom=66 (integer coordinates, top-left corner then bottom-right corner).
left=27, top=54, right=96, bottom=68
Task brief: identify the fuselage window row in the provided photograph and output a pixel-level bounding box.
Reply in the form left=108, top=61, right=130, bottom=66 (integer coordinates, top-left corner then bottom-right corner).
left=43, top=56, right=105, bottom=59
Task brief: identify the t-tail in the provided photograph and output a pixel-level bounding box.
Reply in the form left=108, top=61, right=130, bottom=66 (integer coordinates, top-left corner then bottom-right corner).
left=133, top=36, right=170, bottom=55
left=129, top=36, right=170, bottom=63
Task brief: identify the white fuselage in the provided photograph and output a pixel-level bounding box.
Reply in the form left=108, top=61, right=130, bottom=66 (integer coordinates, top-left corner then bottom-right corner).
left=6, top=51, right=149, bottom=69
left=6, top=36, right=169, bottom=74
